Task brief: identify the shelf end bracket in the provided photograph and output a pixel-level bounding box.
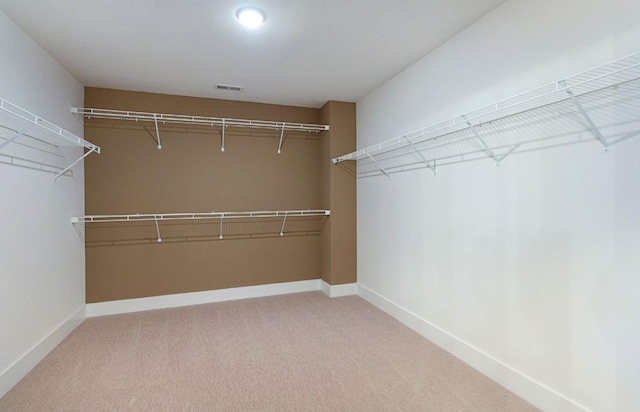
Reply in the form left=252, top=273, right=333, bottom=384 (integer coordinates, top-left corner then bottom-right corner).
left=277, top=124, right=286, bottom=154
left=54, top=146, right=97, bottom=182
left=154, top=215, right=162, bottom=243
left=280, top=212, right=288, bottom=236
left=496, top=144, right=521, bottom=165
left=221, top=119, right=226, bottom=152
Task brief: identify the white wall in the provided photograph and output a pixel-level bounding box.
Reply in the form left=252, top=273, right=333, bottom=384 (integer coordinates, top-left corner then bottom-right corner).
left=356, top=0, right=640, bottom=411
left=0, top=10, right=86, bottom=397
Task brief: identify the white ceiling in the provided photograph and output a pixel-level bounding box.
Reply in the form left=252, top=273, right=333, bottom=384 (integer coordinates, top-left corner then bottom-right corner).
left=0, top=0, right=507, bottom=108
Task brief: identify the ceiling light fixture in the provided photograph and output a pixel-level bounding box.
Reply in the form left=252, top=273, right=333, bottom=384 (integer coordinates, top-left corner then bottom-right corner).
left=236, top=7, right=266, bottom=28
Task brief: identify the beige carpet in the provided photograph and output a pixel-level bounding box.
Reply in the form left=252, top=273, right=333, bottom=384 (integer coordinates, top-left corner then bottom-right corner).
left=0, top=292, right=537, bottom=411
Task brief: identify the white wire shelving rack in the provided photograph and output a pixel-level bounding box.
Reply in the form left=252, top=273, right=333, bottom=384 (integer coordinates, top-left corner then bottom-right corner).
left=0, top=98, right=100, bottom=180
left=72, top=107, right=329, bottom=153
left=333, top=51, right=640, bottom=178
left=72, top=209, right=331, bottom=246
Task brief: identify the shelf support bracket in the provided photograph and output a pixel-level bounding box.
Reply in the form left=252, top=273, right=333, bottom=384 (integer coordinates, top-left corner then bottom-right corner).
left=54, top=146, right=97, bottom=182
left=280, top=212, right=288, bottom=236
left=462, top=115, right=500, bottom=165
left=219, top=214, right=224, bottom=239
left=277, top=124, right=286, bottom=154
left=0, top=125, right=31, bottom=151
left=221, top=119, right=226, bottom=152
left=365, top=151, right=391, bottom=180
left=153, top=114, right=162, bottom=149
left=560, top=81, right=609, bottom=152
left=496, top=144, right=521, bottom=164
left=401, top=136, right=436, bottom=174
left=154, top=215, right=162, bottom=243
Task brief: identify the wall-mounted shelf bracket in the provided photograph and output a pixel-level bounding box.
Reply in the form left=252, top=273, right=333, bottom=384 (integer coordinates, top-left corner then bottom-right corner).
left=280, top=212, right=288, bottom=236
left=153, top=115, right=162, bottom=149
left=221, top=119, right=226, bottom=152
left=559, top=80, right=609, bottom=153
left=496, top=144, right=521, bottom=165
left=54, top=146, right=97, bottom=181
left=154, top=215, right=162, bottom=242
left=461, top=115, right=500, bottom=165
left=277, top=124, right=286, bottom=154
left=401, top=136, right=436, bottom=174
left=365, top=151, right=391, bottom=180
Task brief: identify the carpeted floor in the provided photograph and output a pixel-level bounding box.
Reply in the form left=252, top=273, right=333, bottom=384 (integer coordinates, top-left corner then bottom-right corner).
left=0, top=292, right=538, bottom=411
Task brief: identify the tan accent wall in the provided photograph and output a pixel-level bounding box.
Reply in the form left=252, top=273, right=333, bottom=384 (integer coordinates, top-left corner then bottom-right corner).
left=84, top=88, right=343, bottom=303
left=320, top=101, right=357, bottom=285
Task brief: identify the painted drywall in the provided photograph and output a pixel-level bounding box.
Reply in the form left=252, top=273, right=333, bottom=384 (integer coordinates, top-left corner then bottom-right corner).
left=356, top=0, right=640, bottom=411
left=320, top=101, right=357, bottom=286
left=84, top=88, right=338, bottom=302
left=0, top=10, right=86, bottom=397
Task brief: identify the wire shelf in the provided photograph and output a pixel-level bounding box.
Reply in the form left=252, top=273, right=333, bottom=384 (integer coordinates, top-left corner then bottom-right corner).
left=0, top=98, right=101, bottom=180
left=333, top=51, right=640, bottom=178
left=72, top=209, right=331, bottom=246
left=72, top=107, right=330, bottom=152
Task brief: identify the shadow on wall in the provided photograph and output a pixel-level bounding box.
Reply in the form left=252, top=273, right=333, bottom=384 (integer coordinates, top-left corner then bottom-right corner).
left=0, top=124, right=74, bottom=178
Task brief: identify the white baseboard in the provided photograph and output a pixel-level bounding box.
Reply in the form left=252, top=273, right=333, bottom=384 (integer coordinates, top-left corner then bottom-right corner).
left=320, top=280, right=358, bottom=298
left=86, top=279, right=323, bottom=317
left=356, top=283, right=592, bottom=412
left=0, top=305, right=85, bottom=399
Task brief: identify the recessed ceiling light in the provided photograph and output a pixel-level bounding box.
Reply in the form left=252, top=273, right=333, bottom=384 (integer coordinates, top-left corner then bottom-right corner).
left=236, top=7, right=266, bottom=28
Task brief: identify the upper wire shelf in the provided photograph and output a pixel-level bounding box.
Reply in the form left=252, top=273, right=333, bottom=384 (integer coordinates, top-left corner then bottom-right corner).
left=333, top=51, right=640, bottom=178
left=72, top=107, right=329, bottom=153
left=72, top=209, right=331, bottom=246
left=0, top=98, right=100, bottom=180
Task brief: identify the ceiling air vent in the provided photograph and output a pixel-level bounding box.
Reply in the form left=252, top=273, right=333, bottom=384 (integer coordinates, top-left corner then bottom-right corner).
left=215, top=83, right=244, bottom=92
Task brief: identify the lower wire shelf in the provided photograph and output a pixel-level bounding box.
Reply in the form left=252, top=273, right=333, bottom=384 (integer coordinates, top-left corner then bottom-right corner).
left=72, top=210, right=331, bottom=246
